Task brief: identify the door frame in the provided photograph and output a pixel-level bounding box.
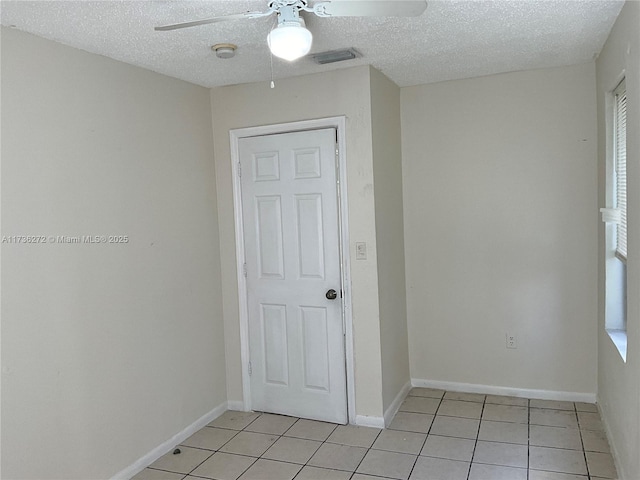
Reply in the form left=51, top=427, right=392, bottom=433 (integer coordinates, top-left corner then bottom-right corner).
left=229, top=116, right=355, bottom=424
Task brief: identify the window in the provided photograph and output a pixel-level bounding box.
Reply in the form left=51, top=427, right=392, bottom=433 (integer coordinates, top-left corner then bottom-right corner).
left=614, top=79, right=627, bottom=261
left=602, top=77, right=627, bottom=361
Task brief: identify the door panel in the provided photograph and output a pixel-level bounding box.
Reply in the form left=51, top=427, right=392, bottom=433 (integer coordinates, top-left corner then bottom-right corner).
left=239, top=128, right=347, bottom=424
left=261, top=303, right=288, bottom=386
left=301, top=306, right=330, bottom=391
left=295, top=194, right=325, bottom=279
left=255, top=196, right=284, bottom=279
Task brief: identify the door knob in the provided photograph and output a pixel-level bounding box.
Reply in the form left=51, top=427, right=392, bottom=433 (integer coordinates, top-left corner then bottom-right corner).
left=325, top=289, right=338, bottom=300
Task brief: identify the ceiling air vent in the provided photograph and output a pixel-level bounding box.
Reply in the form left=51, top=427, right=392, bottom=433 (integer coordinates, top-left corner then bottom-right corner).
left=310, top=48, right=361, bottom=65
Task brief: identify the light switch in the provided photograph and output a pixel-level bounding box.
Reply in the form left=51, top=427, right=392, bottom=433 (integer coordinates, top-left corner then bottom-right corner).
left=356, top=242, right=367, bottom=260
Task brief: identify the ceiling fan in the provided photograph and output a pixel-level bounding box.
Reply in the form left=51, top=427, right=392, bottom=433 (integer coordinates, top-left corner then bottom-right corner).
left=155, top=0, right=428, bottom=62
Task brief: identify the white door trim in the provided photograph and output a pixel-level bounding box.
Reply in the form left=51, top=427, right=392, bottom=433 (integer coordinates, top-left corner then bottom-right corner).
left=229, top=116, right=355, bottom=424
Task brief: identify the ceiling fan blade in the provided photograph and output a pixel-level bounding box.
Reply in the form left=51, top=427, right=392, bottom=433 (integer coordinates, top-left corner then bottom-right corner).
left=155, top=11, right=267, bottom=31
left=314, top=0, right=427, bottom=17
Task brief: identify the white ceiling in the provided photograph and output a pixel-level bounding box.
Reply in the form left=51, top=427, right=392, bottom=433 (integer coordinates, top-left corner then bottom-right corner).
left=0, top=0, right=624, bottom=88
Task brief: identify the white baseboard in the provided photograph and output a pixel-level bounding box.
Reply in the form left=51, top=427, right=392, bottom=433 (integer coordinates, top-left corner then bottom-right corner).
left=411, top=378, right=597, bottom=403
left=383, top=381, right=412, bottom=427
left=354, top=414, right=385, bottom=429
left=227, top=400, right=246, bottom=411
left=598, top=401, right=627, bottom=480
left=111, top=401, right=228, bottom=480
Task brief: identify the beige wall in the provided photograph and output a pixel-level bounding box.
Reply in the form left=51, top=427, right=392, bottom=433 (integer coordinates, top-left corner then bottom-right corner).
left=401, top=63, right=598, bottom=395
left=1, top=28, right=226, bottom=479
left=210, top=66, right=385, bottom=419
left=596, top=2, right=640, bottom=478
left=370, top=68, right=411, bottom=416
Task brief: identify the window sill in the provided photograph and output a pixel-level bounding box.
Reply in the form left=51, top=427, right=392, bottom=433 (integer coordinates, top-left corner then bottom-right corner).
left=606, top=328, right=627, bottom=362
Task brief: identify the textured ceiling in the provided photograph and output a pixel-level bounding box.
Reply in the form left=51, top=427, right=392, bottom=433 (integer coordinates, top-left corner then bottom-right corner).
left=0, top=0, right=624, bottom=88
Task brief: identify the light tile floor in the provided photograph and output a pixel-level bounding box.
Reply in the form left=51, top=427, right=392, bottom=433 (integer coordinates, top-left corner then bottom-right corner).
left=132, top=388, right=618, bottom=480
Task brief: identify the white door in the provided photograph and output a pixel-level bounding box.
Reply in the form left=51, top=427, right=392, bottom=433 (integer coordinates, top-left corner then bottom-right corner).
left=239, top=128, right=347, bottom=424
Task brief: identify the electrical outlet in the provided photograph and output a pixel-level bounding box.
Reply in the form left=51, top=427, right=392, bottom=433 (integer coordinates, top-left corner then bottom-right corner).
left=506, top=333, right=517, bottom=349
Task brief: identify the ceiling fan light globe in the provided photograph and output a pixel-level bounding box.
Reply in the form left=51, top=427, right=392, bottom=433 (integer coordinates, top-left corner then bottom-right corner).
left=267, top=21, right=313, bottom=61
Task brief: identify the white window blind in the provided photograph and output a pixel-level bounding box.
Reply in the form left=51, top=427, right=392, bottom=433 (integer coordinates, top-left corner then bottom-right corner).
left=614, top=79, right=627, bottom=261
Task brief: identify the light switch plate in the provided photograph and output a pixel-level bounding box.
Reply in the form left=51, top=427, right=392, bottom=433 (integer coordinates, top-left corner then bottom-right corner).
left=355, top=242, right=367, bottom=260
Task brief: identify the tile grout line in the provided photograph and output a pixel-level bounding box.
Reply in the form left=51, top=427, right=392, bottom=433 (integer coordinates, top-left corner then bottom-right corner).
left=465, top=394, right=486, bottom=480
left=527, top=398, right=530, bottom=480
left=153, top=418, right=248, bottom=479
left=257, top=415, right=332, bottom=479
left=290, top=417, right=338, bottom=480
left=351, top=423, right=385, bottom=478
left=574, top=403, right=592, bottom=480
left=200, top=412, right=311, bottom=479
left=280, top=415, right=325, bottom=477
left=184, top=450, right=216, bottom=478
left=191, top=412, right=262, bottom=479
left=405, top=390, right=445, bottom=480
left=288, top=417, right=379, bottom=479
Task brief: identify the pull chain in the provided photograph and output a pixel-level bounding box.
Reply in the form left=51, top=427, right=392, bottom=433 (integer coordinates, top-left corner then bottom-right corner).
left=269, top=15, right=277, bottom=89
left=270, top=49, right=275, bottom=89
